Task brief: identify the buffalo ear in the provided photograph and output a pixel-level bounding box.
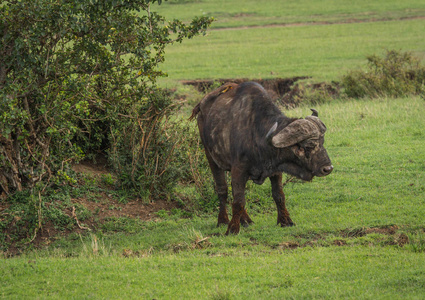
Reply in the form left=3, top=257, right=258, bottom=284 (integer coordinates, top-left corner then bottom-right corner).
left=271, top=119, right=319, bottom=148
left=310, top=108, right=318, bottom=117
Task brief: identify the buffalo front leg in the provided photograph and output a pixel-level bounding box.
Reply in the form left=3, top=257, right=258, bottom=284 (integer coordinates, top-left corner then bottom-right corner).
left=225, top=167, right=250, bottom=235
left=270, top=174, right=295, bottom=227
left=205, top=151, right=229, bottom=226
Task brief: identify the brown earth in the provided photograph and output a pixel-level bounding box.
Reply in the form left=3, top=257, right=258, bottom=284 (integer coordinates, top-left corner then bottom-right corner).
left=181, top=77, right=309, bottom=95
left=212, top=16, right=425, bottom=31
left=277, top=225, right=410, bottom=251
left=16, top=197, right=179, bottom=256
left=182, top=77, right=340, bottom=108
left=70, top=157, right=181, bottom=223
left=0, top=158, right=181, bottom=256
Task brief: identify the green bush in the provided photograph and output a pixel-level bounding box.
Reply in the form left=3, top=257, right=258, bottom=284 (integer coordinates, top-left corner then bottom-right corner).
left=108, top=88, right=181, bottom=200
left=0, top=0, right=212, bottom=197
left=341, top=50, right=425, bottom=98
left=0, top=0, right=212, bottom=249
left=172, top=118, right=217, bottom=211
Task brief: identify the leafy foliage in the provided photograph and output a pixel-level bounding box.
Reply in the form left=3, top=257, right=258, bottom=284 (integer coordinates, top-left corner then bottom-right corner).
left=175, top=120, right=217, bottom=211
left=0, top=0, right=212, bottom=249
left=0, top=0, right=213, bottom=198
left=341, top=50, right=425, bottom=98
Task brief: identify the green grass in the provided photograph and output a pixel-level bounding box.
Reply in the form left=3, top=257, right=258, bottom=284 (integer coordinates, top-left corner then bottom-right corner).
left=2, top=97, right=425, bottom=298
left=160, top=18, right=425, bottom=82
left=156, top=0, right=425, bottom=83
left=2, top=247, right=425, bottom=299
left=2, top=1, right=425, bottom=298
left=283, top=97, right=425, bottom=229
left=153, top=0, right=425, bottom=29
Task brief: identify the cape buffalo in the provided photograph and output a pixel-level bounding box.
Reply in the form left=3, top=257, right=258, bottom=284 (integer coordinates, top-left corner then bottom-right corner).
left=190, top=82, right=333, bottom=235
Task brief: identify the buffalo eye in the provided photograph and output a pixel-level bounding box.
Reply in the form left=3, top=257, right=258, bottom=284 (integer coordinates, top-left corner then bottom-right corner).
left=303, top=144, right=317, bottom=158
left=294, top=144, right=305, bottom=157
left=304, top=146, right=313, bottom=158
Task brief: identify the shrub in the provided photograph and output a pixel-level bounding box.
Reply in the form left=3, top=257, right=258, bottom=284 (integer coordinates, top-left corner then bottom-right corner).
left=0, top=0, right=213, bottom=197
left=172, top=118, right=217, bottom=211
left=0, top=0, right=213, bottom=249
left=341, top=50, right=425, bottom=98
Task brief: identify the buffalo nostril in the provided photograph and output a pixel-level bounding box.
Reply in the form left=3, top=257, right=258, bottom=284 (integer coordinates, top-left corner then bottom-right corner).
left=321, top=165, right=333, bottom=175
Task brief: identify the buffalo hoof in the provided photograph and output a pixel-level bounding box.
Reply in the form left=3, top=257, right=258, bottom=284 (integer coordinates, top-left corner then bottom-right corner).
left=225, top=222, right=240, bottom=235
left=217, top=220, right=229, bottom=227
left=217, top=215, right=229, bottom=227
left=241, top=220, right=253, bottom=228
left=217, top=209, right=230, bottom=227
left=240, top=210, right=254, bottom=228
left=278, top=217, right=295, bottom=227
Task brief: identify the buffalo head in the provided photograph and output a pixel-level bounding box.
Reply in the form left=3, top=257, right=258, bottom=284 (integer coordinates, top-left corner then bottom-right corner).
left=269, top=109, right=333, bottom=181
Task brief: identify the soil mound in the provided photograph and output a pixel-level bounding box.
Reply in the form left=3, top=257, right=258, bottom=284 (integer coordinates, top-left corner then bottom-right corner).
left=182, top=76, right=309, bottom=99
left=181, top=77, right=340, bottom=108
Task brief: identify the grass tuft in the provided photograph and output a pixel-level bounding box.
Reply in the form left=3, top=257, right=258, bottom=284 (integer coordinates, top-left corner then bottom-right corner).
left=406, top=231, right=425, bottom=253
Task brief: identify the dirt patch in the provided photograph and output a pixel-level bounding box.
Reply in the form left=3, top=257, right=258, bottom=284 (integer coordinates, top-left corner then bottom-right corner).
left=3, top=197, right=180, bottom=256
left=280, top=81, right=340, bottom=106
left=73, top=196, right=178, bottom=222
left=72, top=156, right=110, bottom=176
left=212, top=16, right=425, bottom=31
left=1, top=159, right=182, bottom=256
left=71, top=158, right=182, bottom=227
left=276, top=225, right=409, bottom=252
left=10, top=203, right=180, bottom=256
left=182, top=77, right=340, bottom=108
left=341, top=225, right=399, bottom=238
left=279, top=241, right=300, bottom=250
left=333, top=239, right=348, bottom=246
left=182, top=77, right=309, bottom=97
left=71, top=157, right=182, bottom=222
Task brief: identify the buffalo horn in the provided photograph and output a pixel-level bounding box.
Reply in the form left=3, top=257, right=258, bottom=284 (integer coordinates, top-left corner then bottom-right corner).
left=305, top=116, right=327, bottom=134
left=310, top=109, right=319, bottom=117
left=265, top=122, right=278, bottom=139
left=271, top=119, right=319, bottom=148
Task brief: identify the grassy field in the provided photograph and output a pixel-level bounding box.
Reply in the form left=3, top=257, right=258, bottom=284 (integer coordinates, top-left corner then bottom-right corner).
left=2, top=0, right=425, bottom=298
left=156, top=0, right=425, bottom=82
left=153, top=0, right=425, bottom=29
left=160, top=19, right=425, bottom=82
left=2, top=246, right=425, bottom=299
left=2, top=97, right=425, bottom=298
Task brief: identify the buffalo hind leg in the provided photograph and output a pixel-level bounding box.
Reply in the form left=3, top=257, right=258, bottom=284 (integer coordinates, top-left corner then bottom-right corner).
left=226, top=167, right=249, bottom=235
left=240, top=208, right=254, bottom=228
left=205, top=151, right=229, bottom=226
left=270, top=174, right=295, bottom=227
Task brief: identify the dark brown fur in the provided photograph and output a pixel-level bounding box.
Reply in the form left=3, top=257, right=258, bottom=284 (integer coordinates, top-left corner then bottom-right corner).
left=190, top=82, right=332, bottom=234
